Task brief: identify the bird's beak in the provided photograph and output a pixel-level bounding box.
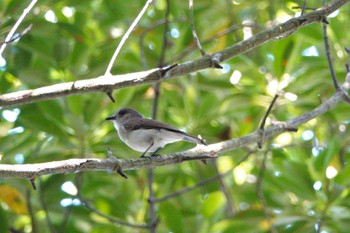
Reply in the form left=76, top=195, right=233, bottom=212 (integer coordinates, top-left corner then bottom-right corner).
left=105, top=116, right=115, bottom=121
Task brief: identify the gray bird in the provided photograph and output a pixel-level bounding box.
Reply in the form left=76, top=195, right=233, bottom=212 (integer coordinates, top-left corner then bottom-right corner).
left=105, top=108, right=207, bottom=157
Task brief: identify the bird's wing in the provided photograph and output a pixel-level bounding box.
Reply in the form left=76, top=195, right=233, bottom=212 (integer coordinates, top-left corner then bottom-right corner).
left=124, top=118, right=206, bottom=145
left=124, top=118, right=180, bottom=132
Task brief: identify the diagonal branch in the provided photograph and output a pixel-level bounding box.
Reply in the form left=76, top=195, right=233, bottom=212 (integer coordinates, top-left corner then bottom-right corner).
left=0, top=88, right=346, bottom=179
left=104, top=0, right=153, bottom=102
left=0, top=0, right=38, bottom=56
left=0, top=24, right=33, bottom=46
left=154, top=150, right=254, bottom=203
left=322, top=0, right=340, bottom=90
left=77, top=183, right=150, bottom=229
left=146, top=1, right=171, bottom=232
left=0, top=0, right=348, bottom=108
left=168, top=22, right=260, bottom=63
left=104, top=0, right=153, bottom=76
left=256, top=150, right=277, bottom=233
left=189, top=0, right=206, bottom=56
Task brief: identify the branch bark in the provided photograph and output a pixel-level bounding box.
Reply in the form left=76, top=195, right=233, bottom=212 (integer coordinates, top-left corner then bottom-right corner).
left=0, top=89, right=347, bottom=178
left=0, top=0, right=348, bottom=107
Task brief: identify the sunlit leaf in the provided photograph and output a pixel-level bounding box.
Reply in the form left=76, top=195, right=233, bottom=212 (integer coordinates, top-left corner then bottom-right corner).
left=0, top=185, right=27, bottom=215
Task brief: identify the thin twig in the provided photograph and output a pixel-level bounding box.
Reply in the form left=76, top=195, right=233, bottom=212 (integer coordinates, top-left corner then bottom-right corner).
left=104, top=0, right=153, bottom=76
left=259, top=94, right=279, bottom=131
left=0, top=24, right=33, bottom=46
left=151, top=84, right=161, bottom=121
left=211, top=159, right=236, bottom=216
left=0, top=0, right=37, bottom=56
left=292, top=6, right=316, bottom=11
left=75, top=174, right=149, bottom=229
left=146, top=1, right=172, bottom=230
left=104, top=0, right=153, bottom=102
left=59, top=206, right=73, bottom=233
left=149, top=0, right=171, bottom=122
left=322, top=0, right=340, bottom=90
left=147, top=96, right=158, bottom=232
left=258, top=94, right=280, bottom=148
left=147, top=168, right=157, bottom=233
left=154, top=150, right=254, bottom=202
left=256, top=151, right=278, bottom=233
left=145, top=6, right=174, bottom=228
left=26, top=189, right=38, bottom=233
left=189, top=0, right=206, bottom=56
left=108, top=147, right=128, bottom=178
left=168, top=22, right=260, bottom=63
left=78, top=193, right=150, bottom=228
left=301, top=0, right=308, bottom=15
left=345, top=47, right=350, bottom=55
left=39, top=179, right=57, bottom=233
left=139, top=17, right=187, bottom=69
left=29, top=178, right=36, bottom=190
left=158, top=0, right=171, bottom=68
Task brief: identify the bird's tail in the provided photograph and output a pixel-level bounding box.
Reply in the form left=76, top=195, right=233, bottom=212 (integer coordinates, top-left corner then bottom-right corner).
left=183, top=134, right=207, bottom=145
left=182, top=134, right=208, bottom=165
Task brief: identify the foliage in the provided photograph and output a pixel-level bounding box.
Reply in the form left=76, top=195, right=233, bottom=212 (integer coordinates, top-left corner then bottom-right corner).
left=0, top=0, right=350, bottom=232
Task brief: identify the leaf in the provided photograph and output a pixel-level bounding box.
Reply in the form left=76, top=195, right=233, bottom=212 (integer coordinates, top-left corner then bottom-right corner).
left=0, top=185, right=27, bottom=215
left=270, top=161, right=316, bottom=200
left=0, top=205, right=9, bottom=233
left=18, top=102, right=67, bottom=138
left=159, top=202, right=184, bottom=233
left=200, top=191, right=225, bottom=219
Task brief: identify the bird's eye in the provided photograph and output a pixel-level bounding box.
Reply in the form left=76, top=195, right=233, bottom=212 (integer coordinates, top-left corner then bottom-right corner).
left=118, top=109, right=126, bottom=116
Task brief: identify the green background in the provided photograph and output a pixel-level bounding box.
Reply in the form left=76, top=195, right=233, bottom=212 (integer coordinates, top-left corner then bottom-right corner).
left=1, top=0, right=350, bottom=232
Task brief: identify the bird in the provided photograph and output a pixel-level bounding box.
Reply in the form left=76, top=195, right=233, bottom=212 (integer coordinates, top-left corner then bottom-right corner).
left=105, top=108, right=207, bottom=157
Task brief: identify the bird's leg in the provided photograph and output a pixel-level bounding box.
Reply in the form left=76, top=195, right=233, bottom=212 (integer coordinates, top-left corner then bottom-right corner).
left=150, top=147, right=161, bottom=157
left=140, top=142, right=154, bottom=158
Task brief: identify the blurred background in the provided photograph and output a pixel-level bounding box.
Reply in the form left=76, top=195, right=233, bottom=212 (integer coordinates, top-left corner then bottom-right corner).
left=0, top=0, right=350, bottom=232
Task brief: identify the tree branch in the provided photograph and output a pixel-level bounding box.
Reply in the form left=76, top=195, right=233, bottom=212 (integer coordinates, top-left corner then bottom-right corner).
left=105, top=0, right=153, bottom=76
left=322, top=1, right=340, bottom=90
left=189, top=0, right=206, bottom=56
left=168, top=22, right=260, bottom=63
left=0, top=0, right=348, bottom=108
left=0, top=0, right=38, bottom=56
left=256, top=150, right=277, bottom=233
left=154, top=150, right=254, bottom=203
left=0, top=88, right=347, bottom=178
left=0, top=24, right=33, bottom=46
left=104, top=0, right=153, bottom=102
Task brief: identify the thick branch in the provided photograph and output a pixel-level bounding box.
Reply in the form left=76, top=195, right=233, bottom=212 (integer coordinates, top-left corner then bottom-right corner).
left=0, top=90, right=345, bottom=178
left=0, top=0, right=348, bottom=107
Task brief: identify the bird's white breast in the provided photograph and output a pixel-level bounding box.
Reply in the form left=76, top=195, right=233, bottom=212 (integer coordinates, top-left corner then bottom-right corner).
left=114, top=121, right=185, bottom=152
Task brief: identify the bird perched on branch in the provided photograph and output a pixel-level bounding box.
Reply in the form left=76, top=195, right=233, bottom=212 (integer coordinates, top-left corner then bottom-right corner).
left=106, top=108, right=207, bottom=157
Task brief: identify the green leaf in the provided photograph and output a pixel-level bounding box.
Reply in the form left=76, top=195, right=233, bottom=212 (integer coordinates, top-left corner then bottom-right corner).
left=200, top=191, right=225, bottom=219
left=159, top=202, right=184, bottom=233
